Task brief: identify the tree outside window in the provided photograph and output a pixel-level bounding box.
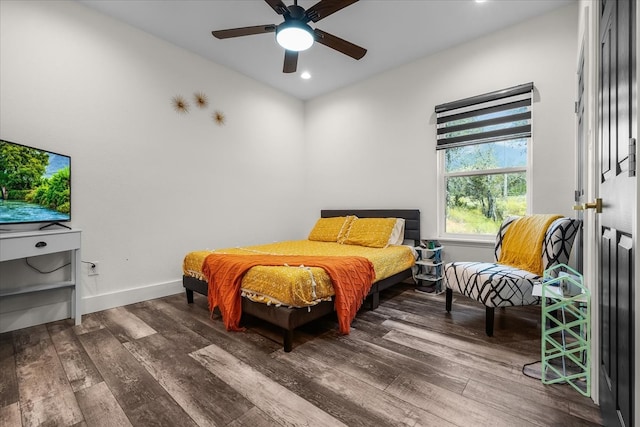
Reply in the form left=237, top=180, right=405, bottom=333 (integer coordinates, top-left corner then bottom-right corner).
left=444, top=139, right=527, bottom=235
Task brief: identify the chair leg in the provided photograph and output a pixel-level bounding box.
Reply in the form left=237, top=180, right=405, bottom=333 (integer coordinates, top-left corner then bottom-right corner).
left=485, top=307, right=495, bottom=336
left=445, top=288, right=453, bottom=312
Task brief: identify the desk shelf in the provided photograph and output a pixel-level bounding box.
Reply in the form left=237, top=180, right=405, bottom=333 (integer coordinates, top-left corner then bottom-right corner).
left=0, top=280, right=76, bottom=298
left=0, top=229, right=82, bottom=326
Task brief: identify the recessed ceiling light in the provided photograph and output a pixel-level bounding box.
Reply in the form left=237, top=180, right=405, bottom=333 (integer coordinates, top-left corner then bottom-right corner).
left=301, top=71, right=311, bottom=80
left=475, top=0, right=487, bottom=3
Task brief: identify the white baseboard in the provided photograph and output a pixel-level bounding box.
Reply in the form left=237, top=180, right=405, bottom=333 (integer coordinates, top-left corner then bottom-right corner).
left=81, top=279, right=184, bottom=315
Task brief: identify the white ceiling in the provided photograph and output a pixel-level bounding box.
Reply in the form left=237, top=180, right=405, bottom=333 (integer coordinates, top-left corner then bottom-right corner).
left=77, top=0, right=574, bottom=100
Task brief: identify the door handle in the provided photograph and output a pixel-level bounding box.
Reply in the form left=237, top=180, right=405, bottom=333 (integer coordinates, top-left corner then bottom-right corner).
left=573, top=198, right=602, bottom=213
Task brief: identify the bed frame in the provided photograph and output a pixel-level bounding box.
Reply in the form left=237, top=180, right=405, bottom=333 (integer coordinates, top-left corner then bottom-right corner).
left=183, top=209, right=421, bottom=352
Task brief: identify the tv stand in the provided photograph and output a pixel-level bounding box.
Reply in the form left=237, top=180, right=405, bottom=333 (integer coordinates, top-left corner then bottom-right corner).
left=40, top=222, right=72, bottom=230
left=0, top=228, right=82, bottom=329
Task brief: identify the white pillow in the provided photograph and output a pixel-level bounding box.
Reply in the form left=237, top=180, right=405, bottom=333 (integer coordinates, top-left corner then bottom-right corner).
left=388, top=218, right=405, bottom=246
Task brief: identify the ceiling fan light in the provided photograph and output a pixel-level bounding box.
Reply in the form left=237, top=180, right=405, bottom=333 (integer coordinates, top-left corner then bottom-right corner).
left=276, top=22, right=314, bottom=52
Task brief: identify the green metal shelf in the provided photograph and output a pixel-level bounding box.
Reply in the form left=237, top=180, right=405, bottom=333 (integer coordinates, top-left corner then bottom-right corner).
left=540, top=264, right=590, bottom=397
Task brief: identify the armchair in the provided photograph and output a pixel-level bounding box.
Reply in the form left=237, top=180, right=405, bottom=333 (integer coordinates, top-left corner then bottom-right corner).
left=444, top=215, right=581, bottom=336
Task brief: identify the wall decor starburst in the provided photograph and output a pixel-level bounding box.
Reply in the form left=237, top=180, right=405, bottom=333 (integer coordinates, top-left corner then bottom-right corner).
left=194, top=92, right=208, bottom=108
left=213, top=110, right=225, bottom=126
left=172, top=95, right=189, bottom=114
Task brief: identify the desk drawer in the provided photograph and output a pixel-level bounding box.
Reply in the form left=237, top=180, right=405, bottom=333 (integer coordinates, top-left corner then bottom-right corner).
left=0, top=231, right=81, bottom=261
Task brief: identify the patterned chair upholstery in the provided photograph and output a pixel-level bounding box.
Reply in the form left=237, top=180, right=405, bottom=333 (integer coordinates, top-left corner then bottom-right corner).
left=444, top=216, right=581, bottom=336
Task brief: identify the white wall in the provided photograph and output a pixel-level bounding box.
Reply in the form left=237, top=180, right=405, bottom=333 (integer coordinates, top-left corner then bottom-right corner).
left=0, top=1, right=580, bottom=331
left=577, top=0, right=600, bottom=403
left=0, top=0, right=308, bottom=331
left=305, top=3, right=579, bottom=263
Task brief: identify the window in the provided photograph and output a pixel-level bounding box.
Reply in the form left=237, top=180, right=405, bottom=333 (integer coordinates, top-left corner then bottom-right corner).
left=436, top=83, right=533, bottom=237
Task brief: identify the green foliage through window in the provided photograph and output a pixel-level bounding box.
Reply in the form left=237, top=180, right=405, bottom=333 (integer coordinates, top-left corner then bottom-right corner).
left=444, top=139, right=527, bottom=235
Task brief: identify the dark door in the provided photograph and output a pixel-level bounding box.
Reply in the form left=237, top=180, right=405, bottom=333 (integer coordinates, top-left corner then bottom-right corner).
left=598, top=0, right=635, bottom=426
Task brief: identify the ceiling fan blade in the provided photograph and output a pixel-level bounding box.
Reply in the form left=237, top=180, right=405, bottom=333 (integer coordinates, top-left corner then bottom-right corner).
left=212, top=25, right=276, bottom=39
left=264, top=0, right=289, bottom=15
left=305, top=0, right=358, bottom=23
left=313, top=28, right=366, bottom=60
left=283, top=50, right=298, bottom=73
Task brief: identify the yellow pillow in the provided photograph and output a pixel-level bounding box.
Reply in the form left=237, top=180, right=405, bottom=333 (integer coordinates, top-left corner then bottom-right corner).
left=343, top=217, right=397, bottom=248
left=337, top=215, right=357, bottom=243
left=308, top=216, right=356, bottom=242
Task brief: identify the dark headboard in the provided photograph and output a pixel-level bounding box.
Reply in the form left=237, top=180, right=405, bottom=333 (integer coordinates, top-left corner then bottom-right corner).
left=321, top=209, right=421, bottom=244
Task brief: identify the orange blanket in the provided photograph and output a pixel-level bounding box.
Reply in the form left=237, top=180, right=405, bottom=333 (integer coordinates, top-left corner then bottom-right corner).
left=201, top=254, right=376, bottom=334
left=498, top=214, right=563, bottom=275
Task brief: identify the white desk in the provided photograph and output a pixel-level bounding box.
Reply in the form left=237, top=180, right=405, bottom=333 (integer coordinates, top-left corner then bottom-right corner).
left=0, top=229, right=82, bottom=325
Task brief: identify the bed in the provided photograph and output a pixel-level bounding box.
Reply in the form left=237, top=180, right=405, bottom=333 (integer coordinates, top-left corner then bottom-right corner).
left=182, top=209, right=421, bottom=351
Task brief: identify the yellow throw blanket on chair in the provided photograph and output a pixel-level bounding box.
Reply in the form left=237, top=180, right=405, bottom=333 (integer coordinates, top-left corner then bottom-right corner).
left=498, top=214, right=563, bottom=276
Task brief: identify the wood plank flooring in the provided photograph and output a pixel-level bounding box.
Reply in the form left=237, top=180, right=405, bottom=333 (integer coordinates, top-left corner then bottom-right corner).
left=0, top=283, right=602, bottom=426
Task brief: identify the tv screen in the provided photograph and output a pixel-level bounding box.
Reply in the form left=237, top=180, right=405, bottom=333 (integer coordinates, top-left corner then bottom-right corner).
left=0, top=139, right=71, bottom=225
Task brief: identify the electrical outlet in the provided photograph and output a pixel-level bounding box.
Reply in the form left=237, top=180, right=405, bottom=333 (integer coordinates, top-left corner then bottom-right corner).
left=88, top=262, right=99, bottom=276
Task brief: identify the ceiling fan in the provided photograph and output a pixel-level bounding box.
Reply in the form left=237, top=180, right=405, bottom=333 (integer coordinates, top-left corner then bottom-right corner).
left=211, top=0, right=367, bottom=73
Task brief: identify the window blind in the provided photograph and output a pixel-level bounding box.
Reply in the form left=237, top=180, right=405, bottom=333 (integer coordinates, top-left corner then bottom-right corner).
left=435, top=82, right=533, bottom=150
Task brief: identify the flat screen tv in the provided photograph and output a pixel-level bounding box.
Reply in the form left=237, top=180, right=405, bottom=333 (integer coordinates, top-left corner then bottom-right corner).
left=0, top=139, right=71, bottom=227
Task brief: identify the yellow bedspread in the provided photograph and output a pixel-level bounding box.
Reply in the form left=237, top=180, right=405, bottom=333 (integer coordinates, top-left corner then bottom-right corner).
left=183, top=240, right=415, bottom=308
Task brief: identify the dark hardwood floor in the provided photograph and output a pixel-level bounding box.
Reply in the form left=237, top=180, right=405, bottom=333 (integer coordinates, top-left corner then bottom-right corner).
left=0, top=283, right=602, bottom=426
